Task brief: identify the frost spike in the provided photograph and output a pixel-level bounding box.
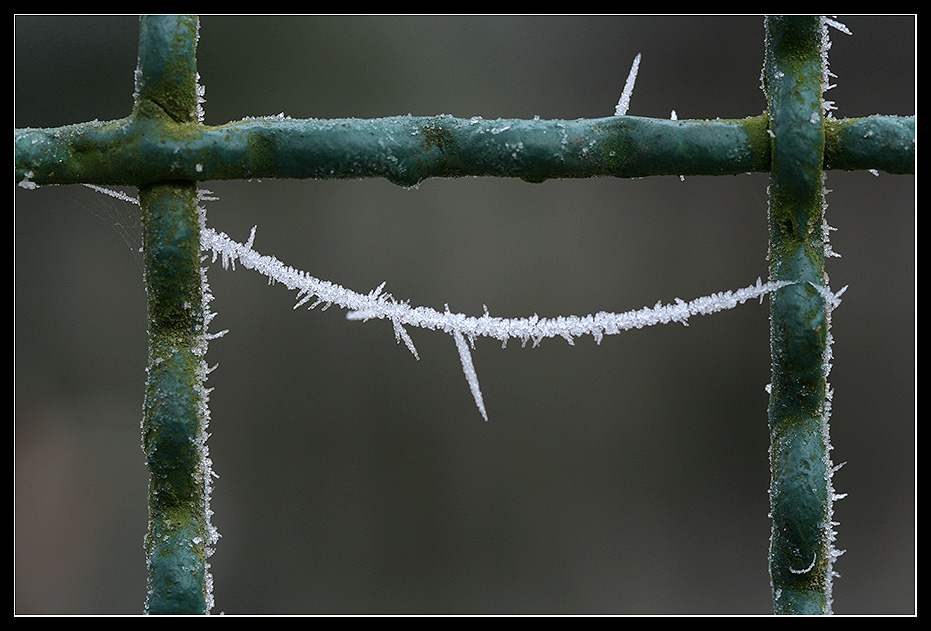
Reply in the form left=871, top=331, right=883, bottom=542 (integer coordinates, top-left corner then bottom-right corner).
left=453, top=330, right=487, bottom=422
left=614, top=52, right=641, bottom=116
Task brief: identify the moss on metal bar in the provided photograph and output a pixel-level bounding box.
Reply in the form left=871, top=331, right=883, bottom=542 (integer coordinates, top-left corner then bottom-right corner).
left=134, top=15, right=200, bottom=124
left=824, top=115, right=915, bottom=174
left=134, top=15, right=211, bottom=616
left=17, top=110, right=914, bottom=190
left=15, top=114, right=772, bottom=188
left=763, top=15, right=836, bottom=615
left=140, top=181, right=209, bottom=616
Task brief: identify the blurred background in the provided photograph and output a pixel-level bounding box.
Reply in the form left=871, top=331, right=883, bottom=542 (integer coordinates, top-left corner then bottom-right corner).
left=14, top=15, right=914, bottom=615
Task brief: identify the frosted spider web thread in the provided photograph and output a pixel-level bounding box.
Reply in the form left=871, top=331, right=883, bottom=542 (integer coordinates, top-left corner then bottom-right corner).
left=201, top=223, right=794, bottom=421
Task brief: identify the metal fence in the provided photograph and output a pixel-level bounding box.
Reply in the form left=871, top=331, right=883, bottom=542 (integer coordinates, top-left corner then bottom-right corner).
left=14, top=15, right=915, bottom=615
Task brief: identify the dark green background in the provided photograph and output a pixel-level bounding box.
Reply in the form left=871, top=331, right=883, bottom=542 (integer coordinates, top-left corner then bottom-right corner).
left=14, top=15, right=914, bottom=615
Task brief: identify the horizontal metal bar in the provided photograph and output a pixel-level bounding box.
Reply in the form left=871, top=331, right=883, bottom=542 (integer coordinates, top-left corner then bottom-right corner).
left=823, top=115, right=915, bottom=174
left=16, top=113, right=914, bottom=189
left=16, top=113, right=775, bottom=188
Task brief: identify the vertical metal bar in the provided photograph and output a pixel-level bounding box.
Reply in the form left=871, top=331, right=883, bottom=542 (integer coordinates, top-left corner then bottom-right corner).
left=763, top=15, right=836, bottom=615
left=135, top=15, right=212, bottom=615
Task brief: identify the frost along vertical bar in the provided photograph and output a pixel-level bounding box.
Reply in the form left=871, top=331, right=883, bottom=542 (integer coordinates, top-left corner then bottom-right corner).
left=763, top=16, right=837, bottom=615
left=135, top=15, right=215, bottom=615
left=141, top=183, right=211, bottom=615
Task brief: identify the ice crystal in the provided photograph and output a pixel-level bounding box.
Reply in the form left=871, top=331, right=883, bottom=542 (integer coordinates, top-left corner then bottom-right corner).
left=192, top=194, right=221, bottom=614
left=17, top=171, right=37, bottom=189
left=83, top=183, right=139, bottom=205
left=614, top=53, right=641, bottom=116
left=819, top=17, right=852, bottom=119
left=453, top=330, right=487, bottom=422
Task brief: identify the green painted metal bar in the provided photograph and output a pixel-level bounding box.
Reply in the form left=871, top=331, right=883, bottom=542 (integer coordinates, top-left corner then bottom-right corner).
left=15, top=114, right=771, bottom=188
left=14, top=112, right=913, bottom=189
left=134, top=15, right=201, bottom=125
left=823, top=115, right=916, bottom=174
left=141, top=183, right=211, bottom=616
left=763, top=15, right=838, bottom=615
left=134, top=15, right=214, bottom=615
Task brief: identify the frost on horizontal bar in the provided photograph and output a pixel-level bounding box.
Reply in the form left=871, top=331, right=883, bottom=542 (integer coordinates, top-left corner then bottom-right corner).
left=201, top=224, right=790, bottom=420
left=614, top=53, right=642, bottom=116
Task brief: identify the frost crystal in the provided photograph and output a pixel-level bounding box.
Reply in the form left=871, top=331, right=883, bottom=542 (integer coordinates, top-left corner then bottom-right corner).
left=824, top=17, right=852, bottom=36
left=83, top=183, right=140, bottom=205
left=453, top=330, right=487, bottom=422
left=195, top=71, right=206, bottom=125
left=819, top=17, right=852, bottom=119
left=18, top=171, right=37, bottom=189
left=813, top=168, right=848, bottom=613
left=194, top=195, right=221, bottom=614
left=614, top=53, right=641, bottom=116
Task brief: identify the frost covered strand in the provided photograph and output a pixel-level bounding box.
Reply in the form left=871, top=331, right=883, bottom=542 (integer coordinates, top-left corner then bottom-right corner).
left=77, top=185, right=803, bottom=422
left=201, top=225, right=791, bottom=420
